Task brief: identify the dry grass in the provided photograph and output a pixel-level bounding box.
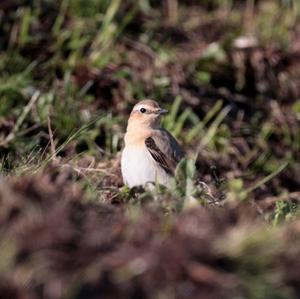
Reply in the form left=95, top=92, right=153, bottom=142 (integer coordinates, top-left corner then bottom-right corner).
left=0, top=1, right=299, bottom=298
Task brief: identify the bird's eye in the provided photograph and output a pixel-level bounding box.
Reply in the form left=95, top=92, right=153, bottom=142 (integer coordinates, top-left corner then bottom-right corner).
left=140, top=108, right=146, bottom=113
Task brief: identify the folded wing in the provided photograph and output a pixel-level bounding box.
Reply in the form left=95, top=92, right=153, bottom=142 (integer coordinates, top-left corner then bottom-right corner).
left=145, top=129, right=184, bottom=175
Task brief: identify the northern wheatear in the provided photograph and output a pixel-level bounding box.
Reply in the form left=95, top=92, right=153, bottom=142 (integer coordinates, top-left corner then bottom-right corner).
left=121, top=100, right=184, bottom=187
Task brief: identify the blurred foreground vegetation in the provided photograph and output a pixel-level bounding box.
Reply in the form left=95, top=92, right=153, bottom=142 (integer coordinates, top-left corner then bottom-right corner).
left=0, top=0, right=300, bottom=298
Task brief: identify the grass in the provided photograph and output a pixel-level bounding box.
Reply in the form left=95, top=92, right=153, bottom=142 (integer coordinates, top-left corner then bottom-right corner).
left=0, top=0, right=298, bottom=215
left=0, top=1, right=299, bottom=298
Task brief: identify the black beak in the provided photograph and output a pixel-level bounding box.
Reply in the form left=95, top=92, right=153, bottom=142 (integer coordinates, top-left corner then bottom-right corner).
left=157, top=108, right=168, bottom=115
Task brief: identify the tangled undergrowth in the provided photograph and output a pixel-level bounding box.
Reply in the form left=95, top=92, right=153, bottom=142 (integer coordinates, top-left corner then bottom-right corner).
left=0, top=0, right=299, bottom=298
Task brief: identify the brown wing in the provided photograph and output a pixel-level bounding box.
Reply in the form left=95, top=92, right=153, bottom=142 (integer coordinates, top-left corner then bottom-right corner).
left=145, top=130, right=184, bottom=175
left=160, top=129, right=184, bottom=163
left=145, top=137, right=173, bottom=175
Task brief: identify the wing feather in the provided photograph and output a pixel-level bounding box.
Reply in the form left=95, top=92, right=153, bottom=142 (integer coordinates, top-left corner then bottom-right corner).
left=145, top=130, right=184, bottom=175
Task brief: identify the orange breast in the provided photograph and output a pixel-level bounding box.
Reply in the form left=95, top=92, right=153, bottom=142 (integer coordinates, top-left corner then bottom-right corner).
left=124, top=129, right=151, bottom=147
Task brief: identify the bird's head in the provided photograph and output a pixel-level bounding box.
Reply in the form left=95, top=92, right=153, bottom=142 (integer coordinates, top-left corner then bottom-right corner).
left=127, top=99, right=168, bottom=130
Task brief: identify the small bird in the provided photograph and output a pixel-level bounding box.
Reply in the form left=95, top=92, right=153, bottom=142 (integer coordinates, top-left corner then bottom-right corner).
left=121, top=99, right=184, bottom=188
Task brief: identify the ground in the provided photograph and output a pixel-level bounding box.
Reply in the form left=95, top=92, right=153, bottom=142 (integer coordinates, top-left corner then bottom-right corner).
left=0, top=1, right=300, bottom=298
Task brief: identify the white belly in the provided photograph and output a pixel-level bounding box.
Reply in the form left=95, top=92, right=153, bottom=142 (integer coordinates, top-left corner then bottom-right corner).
left=121, top=146, right=170, bottom=187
